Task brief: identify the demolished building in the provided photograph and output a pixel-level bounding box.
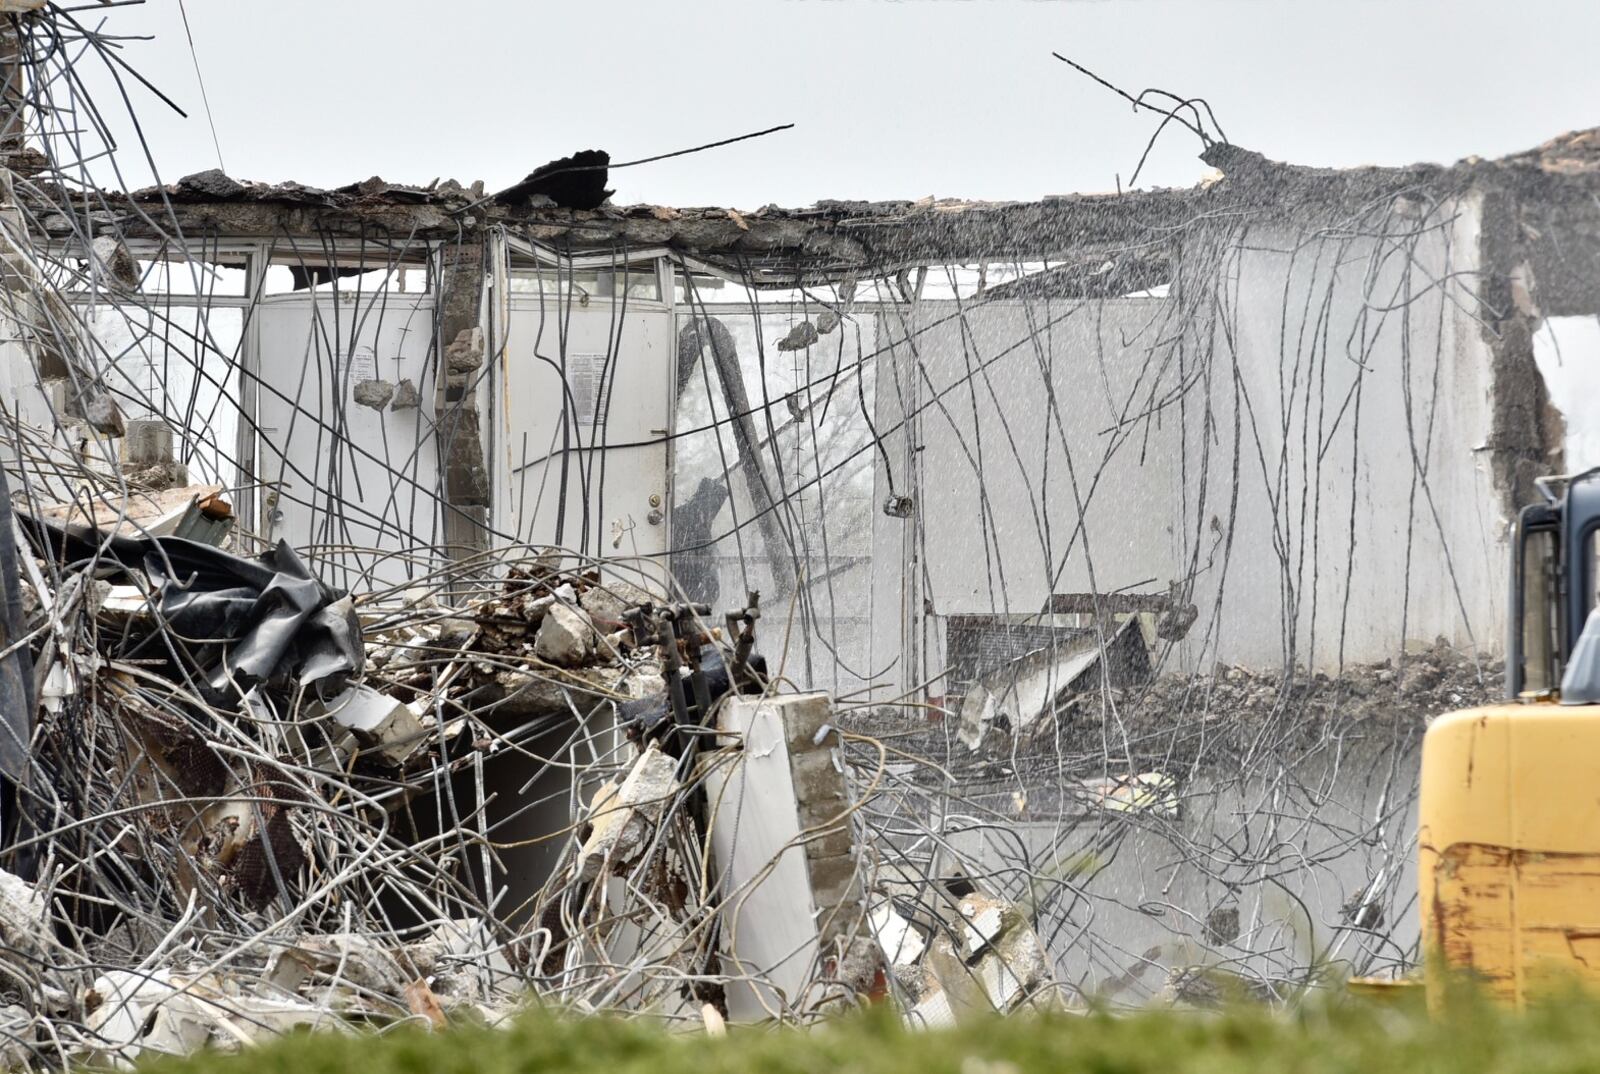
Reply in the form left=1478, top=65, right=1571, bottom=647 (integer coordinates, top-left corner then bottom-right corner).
left=0, top=2, right=1591, bottom=1066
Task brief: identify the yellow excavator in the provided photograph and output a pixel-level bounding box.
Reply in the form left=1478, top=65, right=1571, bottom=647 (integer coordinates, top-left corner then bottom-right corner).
left=1418, top=469, right=1600, bottom=1006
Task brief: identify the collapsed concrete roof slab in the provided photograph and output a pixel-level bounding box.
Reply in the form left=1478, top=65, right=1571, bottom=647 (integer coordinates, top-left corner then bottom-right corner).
left=23, top=128, right=1600, bottom=303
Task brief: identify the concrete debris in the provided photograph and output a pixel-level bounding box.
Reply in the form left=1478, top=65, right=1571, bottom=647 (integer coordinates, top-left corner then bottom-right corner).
left=1159, top=965, right=1277, bottom=1009
left=578, top=574, right=654, bottom=630
left=316, top=683, right=430, bottom=765
left=445, top=326, right=485, bottom=373
left=352, top=379, right=395, bottom=409
left=406, top=918, right=517, bottom=1003
left=90, top=235, right=139, bottom=290
left=390, top=377, right=421, bottom=410
left=904, top=893, right=1053, bottom=1023
left=85, top=970, right=333, bottom=1068
left=36, top=483, right=232, bottom=542
left=815, top=309, right=841, bottom=334
left=576, top=744, right=678, bottom=880
left=956, top=616, right=1151, bottom=751
left=905, top=982, right=958, bottom=1030
left=269, top=933, right=406, bottom=995
left=1129, top=636, right=1500, bottom=738
left=959, top=892, right=1008, bottom=956
left=66, top=383, right=124, bottom=436
left=870, top=901, right=927, bottom=969
left=535, top=602, right=597, bottom=667
left=0, top=866, right=47, bottom=956
left=776, top=320, right=819, bottom=352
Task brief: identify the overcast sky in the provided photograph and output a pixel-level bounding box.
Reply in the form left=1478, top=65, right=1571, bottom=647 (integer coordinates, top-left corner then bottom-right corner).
left=68, top=0, right=1600, bottom=208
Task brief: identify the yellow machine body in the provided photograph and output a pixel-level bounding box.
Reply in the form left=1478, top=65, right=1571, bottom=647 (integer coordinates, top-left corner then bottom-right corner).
left=1419, top=702, right=1600, bottom=1006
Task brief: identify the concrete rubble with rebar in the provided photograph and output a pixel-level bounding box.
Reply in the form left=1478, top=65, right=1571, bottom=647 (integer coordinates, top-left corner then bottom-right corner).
left=0, top=3, right=1593, bottom=1068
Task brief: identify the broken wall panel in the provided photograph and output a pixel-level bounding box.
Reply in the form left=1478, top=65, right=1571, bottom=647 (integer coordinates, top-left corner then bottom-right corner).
left=495, top=265, right=673, bottom=584
left=705, top=692, right=870, bottom=1021
left=1190, top=200, right=1502, bottom=671
left=254, top=286, right=440, bottom=593
left=86, top=302, right=244, bottom=489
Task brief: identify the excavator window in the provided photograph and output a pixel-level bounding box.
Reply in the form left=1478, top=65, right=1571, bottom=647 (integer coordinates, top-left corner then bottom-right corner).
left=1513, top=519, right=1560, bottom=695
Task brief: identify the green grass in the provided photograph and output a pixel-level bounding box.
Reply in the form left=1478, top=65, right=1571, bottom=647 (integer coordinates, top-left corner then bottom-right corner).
left=134, top=986, right=1600, bottom=1074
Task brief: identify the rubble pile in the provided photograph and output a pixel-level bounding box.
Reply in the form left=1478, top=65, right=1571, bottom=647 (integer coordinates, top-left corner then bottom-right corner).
left=368, top=559, right=663, bottom=730
left=0, top=486, right=1064, bottom=1067
left=932, top=633, right=1500, bottom=766
left=1119, top=637, right=1501, bottom=743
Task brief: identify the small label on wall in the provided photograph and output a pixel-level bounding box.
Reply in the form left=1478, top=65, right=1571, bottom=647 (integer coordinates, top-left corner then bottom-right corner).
left=346, top=344, right=378, bottom=386
left=568, top=352, right=613, bottom=428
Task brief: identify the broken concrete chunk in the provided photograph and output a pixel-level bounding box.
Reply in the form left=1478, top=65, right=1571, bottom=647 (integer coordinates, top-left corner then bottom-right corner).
left=816, top=309, right=841, bottom=335
left=491, top=660, right=659, bottom=720
left=97, top=584, right=154, bottom=626
left=519, top=582, right=575, bottom=627
left=445, top=326, right=485, bottom=373
left=175, top=168, right=247, bottom=199
left=86, top=970, right=202, bottom=1068
left=318, top=683, right=429, bottom=765
left=0, top=867, right=46, bottom=955
left=908, top=892, right=1054, bottom=1020
left=86, top=969, right=332, bottom=1067
left=869, top=901, right=926, bottom=968
left=957, top=617, right=1150, bottom=751
left=530, top=546, right=566, bottom=577
left=352, top=379, right=395, bottom=410
left=121, top=419, right=174, bottom=469
left=390, top=378, right=420, bottom=410
left=576, top=780, right=632, bottom=881
left=579, top=576, right=654, bottom=628
left=1159, top=964, right=1276, bottom=1008
left=91, top=234, right=140, bottom=290
left=535, top=602, right=595, bottom=667
left=405, top=917, right=517, bottom=1002
left=956, top=893, right=1052, bottom=1012
left=959, top=892, right=1009, bottom=957
left=575, top=745, right=678, bottom=880
left=0, top=1004, right=31, bottom=1069
left=274, top=933, right=406, bottom=993
left=777, top=320, right=819, bottom=352
left=905, top=979, right=957, bottom=1030
left=975, top=921, right=1050, bottom=1011
left=67, top=384, right=125, bottom=436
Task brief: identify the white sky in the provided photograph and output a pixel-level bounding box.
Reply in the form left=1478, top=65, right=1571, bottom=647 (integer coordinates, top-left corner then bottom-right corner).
left=66, top=0, right=1600, bottom=208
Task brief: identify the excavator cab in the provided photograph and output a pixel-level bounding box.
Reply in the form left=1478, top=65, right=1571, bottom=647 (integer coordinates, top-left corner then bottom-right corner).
left=1505, top=471, right=1600, bottom=698
left=1420, top=469, right=1600, bottom=1006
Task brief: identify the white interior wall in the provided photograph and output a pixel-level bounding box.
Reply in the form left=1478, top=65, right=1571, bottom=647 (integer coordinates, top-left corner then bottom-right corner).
left=494, top=291, right=674, bottom=590
left=253, top=289, right=439, bottom=593
left=869, top=298, right=1184, bottom=699
left=873, top=195, right=1506, bottom=690
left=1200, top=198, right=1503, bottom=670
